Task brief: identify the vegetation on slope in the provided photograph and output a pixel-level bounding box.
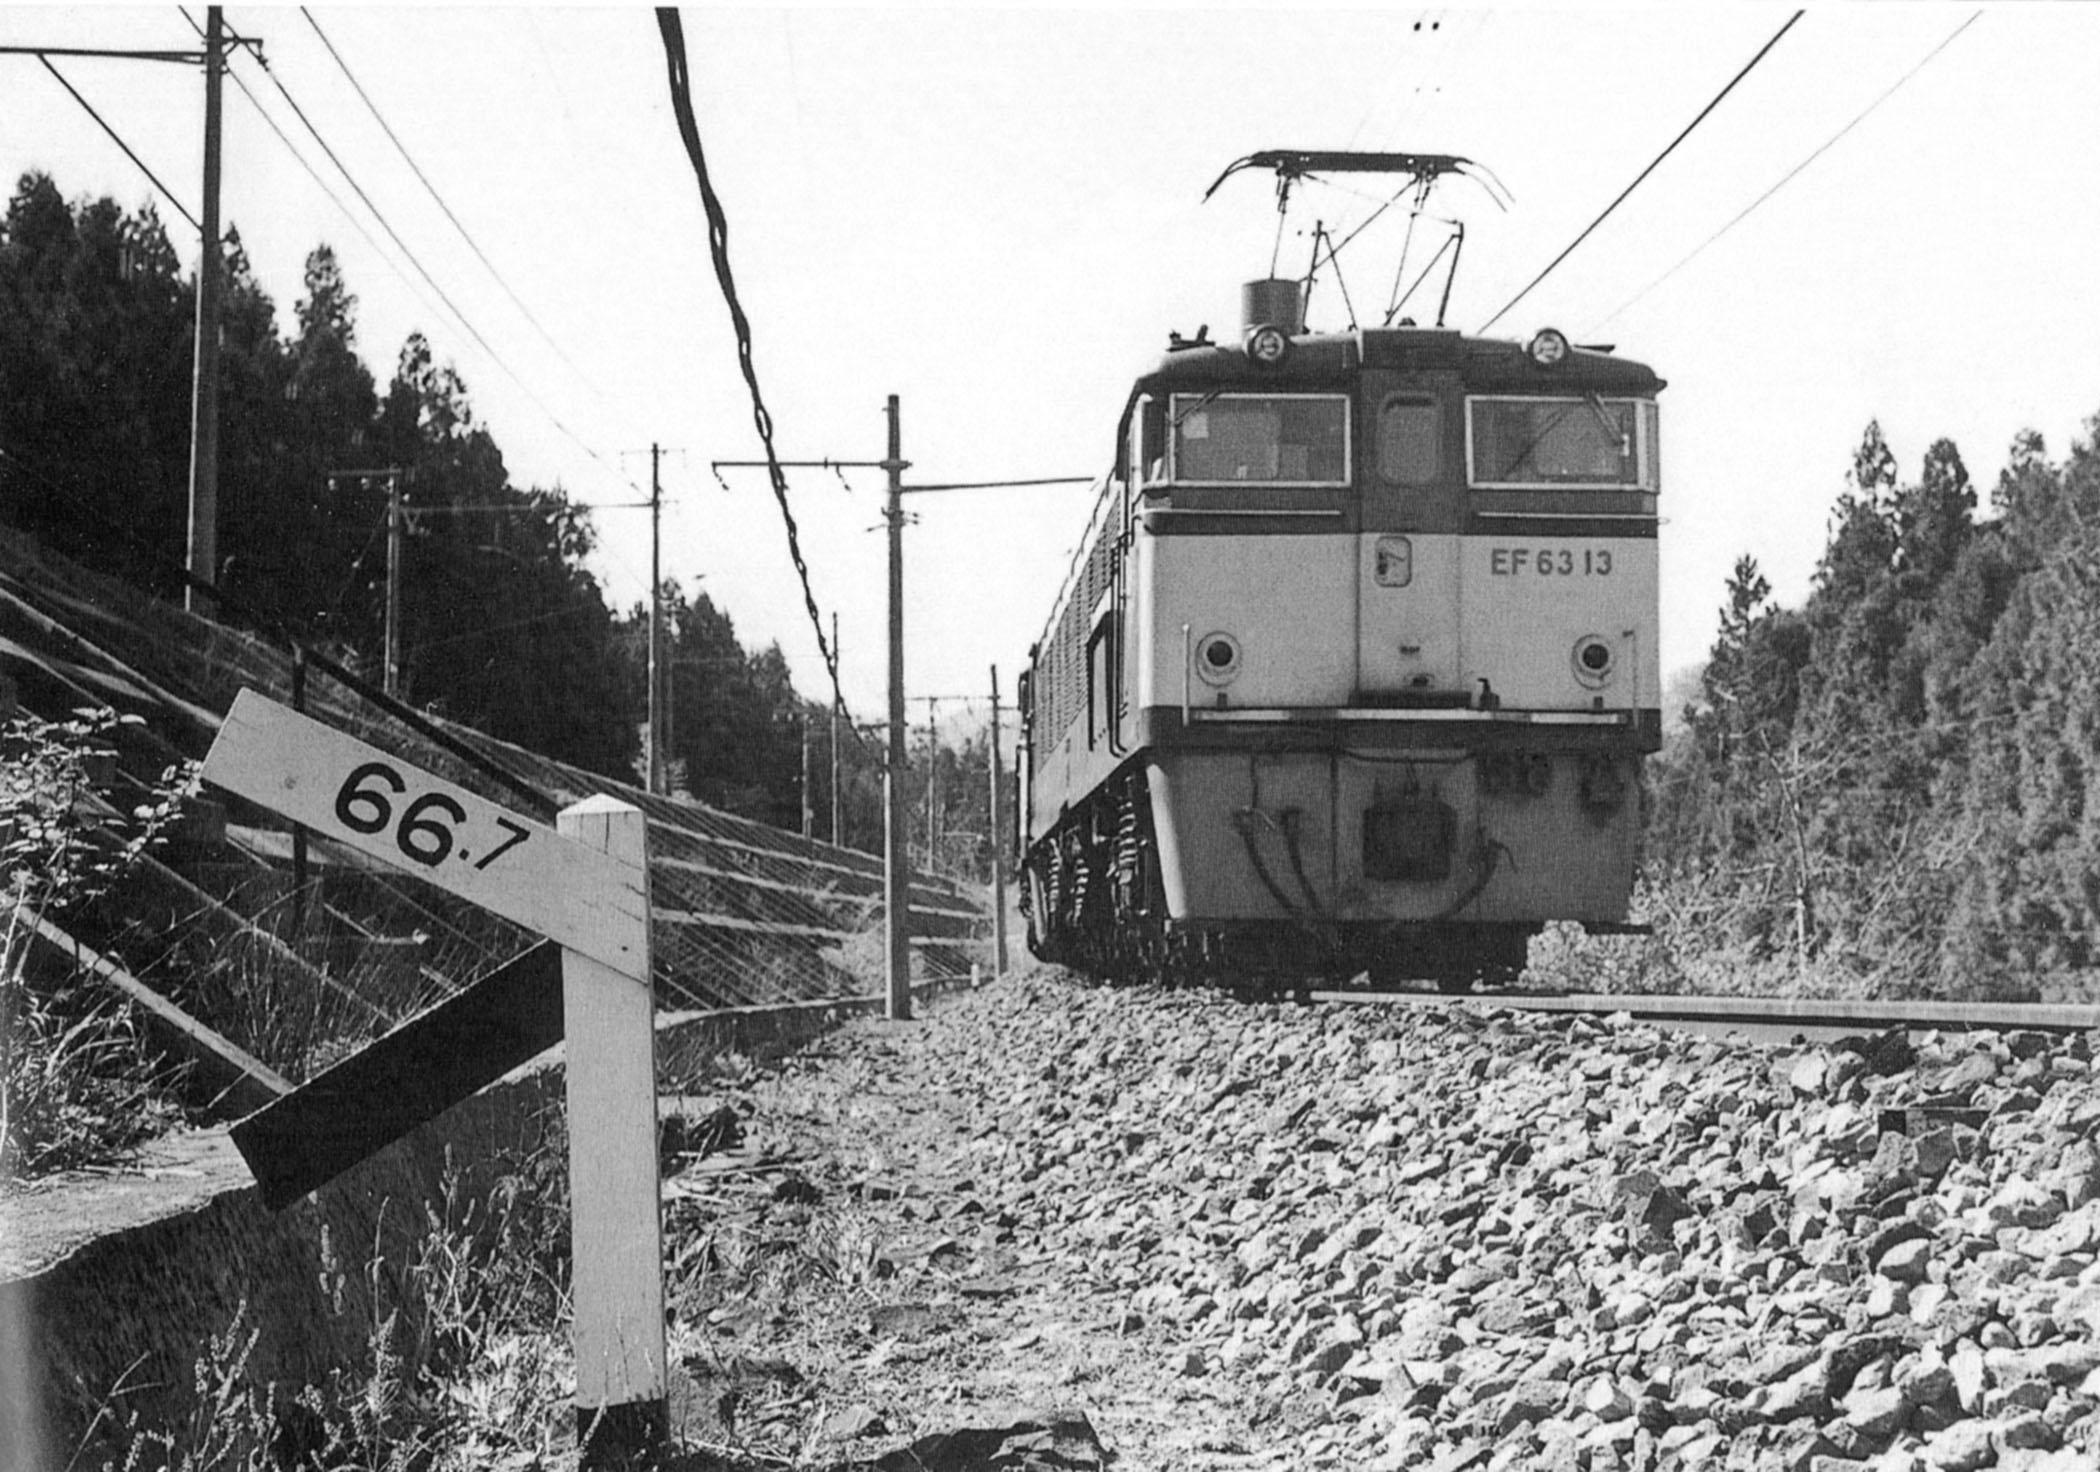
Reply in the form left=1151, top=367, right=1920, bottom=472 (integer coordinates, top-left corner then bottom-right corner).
left=1641, top=417, right=2100, bottom=999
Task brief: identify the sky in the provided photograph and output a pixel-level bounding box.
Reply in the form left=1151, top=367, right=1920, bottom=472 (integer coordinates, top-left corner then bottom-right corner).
left=4, top=4, right=2097, bottom=731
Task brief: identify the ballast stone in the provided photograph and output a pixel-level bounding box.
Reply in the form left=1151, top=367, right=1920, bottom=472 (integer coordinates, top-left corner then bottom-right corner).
left=772, top=977, right=2100, bottom=1470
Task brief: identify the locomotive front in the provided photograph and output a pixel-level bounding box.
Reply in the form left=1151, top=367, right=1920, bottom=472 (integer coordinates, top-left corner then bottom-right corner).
left=1020, top=165, right=1664, bottom=989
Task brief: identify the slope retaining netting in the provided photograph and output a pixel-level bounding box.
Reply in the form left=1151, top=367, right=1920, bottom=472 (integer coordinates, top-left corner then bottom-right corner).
left=0, top=526, right=988, bottom=1083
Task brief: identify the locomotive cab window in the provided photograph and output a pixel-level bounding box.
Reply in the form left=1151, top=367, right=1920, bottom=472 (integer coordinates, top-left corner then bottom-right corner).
left=1130, top=395, right=1166, bottom=488
left=1168, top=393, right=1349, bottom=486
left=1466, top=396, right=1658, bottom=490
left=1377, top=395, right=1441, bottom=485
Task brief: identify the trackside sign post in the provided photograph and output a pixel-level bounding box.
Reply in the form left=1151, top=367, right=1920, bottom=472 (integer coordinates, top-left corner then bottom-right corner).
left=203, top=689, right=667, bottom=1458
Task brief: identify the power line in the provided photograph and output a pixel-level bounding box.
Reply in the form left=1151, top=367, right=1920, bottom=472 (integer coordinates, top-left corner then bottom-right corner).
left=655, top=7, right=850, bottom=721
left=178, top=7, right=643, bottom=503
left=208, top=32, right=452, bottom=326
left=1588, top=10, right=1983, bottom=334
left=35, top=57, right=201, bottom=233
left=297, top=9, right=610, bottom=404
left=1480, top=9, right=1804, bottom=334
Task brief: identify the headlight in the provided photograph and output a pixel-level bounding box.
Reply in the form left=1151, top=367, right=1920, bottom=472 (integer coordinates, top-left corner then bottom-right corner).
left=1246, top=325, right=1291, bottom=367
left=1528, top=328, right=1569, bottom=368
left=1195, top=631, right=1243, bottom=684
left=1572, top=634, right=1616, bottom=688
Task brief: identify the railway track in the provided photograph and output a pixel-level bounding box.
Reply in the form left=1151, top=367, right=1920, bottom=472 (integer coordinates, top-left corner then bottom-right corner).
left=1312, top=983, right=2100, bottom=1043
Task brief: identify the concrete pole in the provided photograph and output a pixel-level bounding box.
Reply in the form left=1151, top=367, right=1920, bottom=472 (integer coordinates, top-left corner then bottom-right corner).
left=883, top=395, right=912, bottom=1020
left=989, top=665, right=1008, bottom=977
left=183, top=7, right=223, bottom=615
left=383, top=473, right=403, bottom=698
left=925, top=695, right=939, bottom=866
left=830, top=612, right=842, bottom=845
left=800, top=715, right=813, bottom=839
left=647, top=444, right=662, bottom=795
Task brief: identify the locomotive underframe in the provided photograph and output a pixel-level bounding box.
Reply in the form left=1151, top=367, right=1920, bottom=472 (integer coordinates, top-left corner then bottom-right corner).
left=1021, top=719, right=1647, bottom=991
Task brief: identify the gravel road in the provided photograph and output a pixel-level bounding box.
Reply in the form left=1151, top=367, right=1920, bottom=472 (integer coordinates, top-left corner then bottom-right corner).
left=664, top=965, right=2100, bottom=1472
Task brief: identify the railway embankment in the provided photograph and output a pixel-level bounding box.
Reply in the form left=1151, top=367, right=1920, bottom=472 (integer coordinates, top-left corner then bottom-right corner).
left=688, top=968, right=2100, bottom=1471
left=17, top=965, right=2100, bottom=1470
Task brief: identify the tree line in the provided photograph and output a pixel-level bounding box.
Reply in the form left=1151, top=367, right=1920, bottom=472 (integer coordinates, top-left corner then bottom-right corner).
left=0, top=171, right=1002, bottom=877
left=1645, top=412, right=2100, bottom=999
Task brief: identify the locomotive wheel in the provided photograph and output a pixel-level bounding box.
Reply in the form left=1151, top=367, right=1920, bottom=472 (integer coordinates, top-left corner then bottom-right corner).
left=1022, top=855, right=1057, bottom=962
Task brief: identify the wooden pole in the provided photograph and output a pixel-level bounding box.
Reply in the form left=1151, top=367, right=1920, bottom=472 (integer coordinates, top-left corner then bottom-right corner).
left=556, top=797, right=666, bottom=1460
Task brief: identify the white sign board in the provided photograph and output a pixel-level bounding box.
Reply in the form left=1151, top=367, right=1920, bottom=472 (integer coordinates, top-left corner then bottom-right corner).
left=203, top=689, right=647, bottom=981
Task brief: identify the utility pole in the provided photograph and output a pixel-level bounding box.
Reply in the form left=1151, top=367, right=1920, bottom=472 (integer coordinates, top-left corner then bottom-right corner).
left=883, top=395, right=911, bottom=1020
left=989, top=665, right=1008, bottom=978
left=184, top=6, right=224, bottom=614
left=648, top=444, right=663, bottom=795
left=829, top=611, right=842, bottom=846
left=709, top=400, right=1088, bottom=1023
left=925, top=695, right=940, bottom=867
left=800, top=715, right=814, bottom=839
left=384, top=471, right=404, bottom=697
left=327, top=467, right=405, bottom=696
left=6, top=20, right=265, bottom=614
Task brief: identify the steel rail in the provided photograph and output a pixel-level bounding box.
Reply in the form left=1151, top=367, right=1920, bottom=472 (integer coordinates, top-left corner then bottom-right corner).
left=1310, top=987, right=2100, bottom=1036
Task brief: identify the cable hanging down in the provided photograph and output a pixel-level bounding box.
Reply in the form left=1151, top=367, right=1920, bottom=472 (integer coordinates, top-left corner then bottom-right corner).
left=654, top=7, right=850, bottom=720
left=1480, top=9, right=1804, bottom=334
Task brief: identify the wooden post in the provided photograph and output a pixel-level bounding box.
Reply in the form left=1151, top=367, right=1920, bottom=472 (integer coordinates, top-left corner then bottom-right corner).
left=556, top=797, right=666, bottom=1458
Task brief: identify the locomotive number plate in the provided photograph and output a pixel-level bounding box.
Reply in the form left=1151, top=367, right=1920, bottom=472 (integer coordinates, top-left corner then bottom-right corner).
left=1488, top=546, right=1613, bottom=577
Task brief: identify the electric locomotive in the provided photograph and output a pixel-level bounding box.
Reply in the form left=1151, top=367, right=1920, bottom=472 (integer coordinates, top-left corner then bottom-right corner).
left=1016, top=151, right=1664, bottom=990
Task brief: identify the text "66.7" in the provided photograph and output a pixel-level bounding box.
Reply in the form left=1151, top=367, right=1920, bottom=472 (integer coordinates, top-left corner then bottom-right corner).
left=333, top=761, right=532, bottom=872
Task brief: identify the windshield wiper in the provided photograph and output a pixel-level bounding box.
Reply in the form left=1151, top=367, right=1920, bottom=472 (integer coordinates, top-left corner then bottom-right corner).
left=1171, top=390, right=1226, bottom=429
left=1584, top=392, right=1631, bottom=460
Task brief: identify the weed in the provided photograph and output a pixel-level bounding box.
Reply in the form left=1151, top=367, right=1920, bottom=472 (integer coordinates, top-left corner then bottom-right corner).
left=2, top=708, right=197, bottom=1181
left=71, top=1124, right=583, bottom=1470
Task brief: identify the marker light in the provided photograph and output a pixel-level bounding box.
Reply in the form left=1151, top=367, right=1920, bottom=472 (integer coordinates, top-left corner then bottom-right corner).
left=1572, top=634, right=1616, bottom=688
left=1246, top=325, right=1292, bottom=368
left=1528, top=328, right=1570, bottom=367
left=1195, top=631, right=1243, bottom=684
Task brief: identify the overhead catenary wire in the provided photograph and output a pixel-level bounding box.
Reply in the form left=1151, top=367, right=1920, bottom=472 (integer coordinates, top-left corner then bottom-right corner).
left=297, top=8, right=615, bottom=412
left=178, top=7, right=647, bottom=506
left=654, top=7, right=851, bottom=724
left=208, top=31, right=456, bottom=330
left=1587, top=9, right=1984, bottom=334
left=35, top=56, right=200, bottom=233
left=1479, top=9, right=1804, bottom=334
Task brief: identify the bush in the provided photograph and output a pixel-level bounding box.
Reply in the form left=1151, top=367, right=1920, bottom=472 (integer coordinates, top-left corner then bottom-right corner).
left=2, top=707, right=196, bottom=1180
